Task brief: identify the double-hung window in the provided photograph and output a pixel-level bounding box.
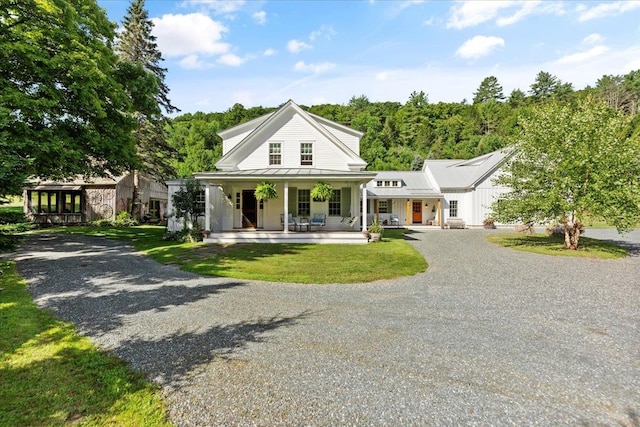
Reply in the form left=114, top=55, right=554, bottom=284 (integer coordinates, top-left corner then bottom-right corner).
left=449, top=200, right=458, bottom=217
left=298, top=189, right=310, bottom=217
left=328, top=190, right=341, bottom=216
left=300, top=142, right=313, bottom=166
left=269, top=143, right=281, bottom=165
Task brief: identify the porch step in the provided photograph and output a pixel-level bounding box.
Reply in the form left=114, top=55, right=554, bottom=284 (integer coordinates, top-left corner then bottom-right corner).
left=203, top=231, right=368, bottom=244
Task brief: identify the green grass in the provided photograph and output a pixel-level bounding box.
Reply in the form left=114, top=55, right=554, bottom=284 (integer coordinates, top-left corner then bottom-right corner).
left=487, top=233, right=627, bottom=259
left=0, top=261, right=172, bottom=426
left=56, top=226, right=428, bottom=284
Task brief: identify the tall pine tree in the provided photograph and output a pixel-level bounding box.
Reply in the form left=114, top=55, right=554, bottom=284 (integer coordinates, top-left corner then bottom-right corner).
left=115, top=0, right=179, bottom=217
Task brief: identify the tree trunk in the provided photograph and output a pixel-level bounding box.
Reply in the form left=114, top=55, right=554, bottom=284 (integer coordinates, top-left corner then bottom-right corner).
left=129, top=169, right=140, bottom=220
left=563, top=220, right=582, bottom=250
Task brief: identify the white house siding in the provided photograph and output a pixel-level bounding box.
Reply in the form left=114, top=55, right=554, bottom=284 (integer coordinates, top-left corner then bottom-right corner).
left=470, top=169, right=509, bottom=226
left=237, top=113, right=353, bottom=171
left=321, top=125, right=360, bottom=155
left=441, top=191, right=472, bottom=224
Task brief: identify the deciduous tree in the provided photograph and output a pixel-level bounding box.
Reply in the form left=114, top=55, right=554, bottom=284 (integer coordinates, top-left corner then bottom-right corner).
left=0, top=0, right=138, bottom=198
left=492, top=97, right=640, bottom=249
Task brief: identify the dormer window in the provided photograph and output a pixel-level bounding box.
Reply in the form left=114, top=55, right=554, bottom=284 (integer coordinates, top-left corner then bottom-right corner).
left=300, top=142, right=313, bottom=166
left=269, top=142, right=281, bottom=165
left=376, top=180, right=401, bottom=187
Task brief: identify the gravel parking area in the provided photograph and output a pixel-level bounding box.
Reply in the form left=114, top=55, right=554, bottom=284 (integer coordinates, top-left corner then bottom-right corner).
left=11, top=229, right=640, bottom=426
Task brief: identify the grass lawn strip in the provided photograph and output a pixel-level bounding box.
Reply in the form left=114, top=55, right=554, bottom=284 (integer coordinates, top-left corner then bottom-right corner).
left=487, top=233, right=627, bottom=259
left=0, top=261, right=172, bottom=426
left=57, top=226, right=428, bottom=284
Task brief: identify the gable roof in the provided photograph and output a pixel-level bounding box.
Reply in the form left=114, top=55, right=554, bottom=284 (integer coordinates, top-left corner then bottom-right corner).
left=215, top=100, right=366, bottom=171
left=424, top=149, right=509, bottom=191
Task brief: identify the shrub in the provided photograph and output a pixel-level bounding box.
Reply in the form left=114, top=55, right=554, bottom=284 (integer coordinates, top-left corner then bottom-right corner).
left=0, top=211, right=26, bottom=225
left=114, top=211, right=138, bottom=227
left=90, top=219, right=114, bottom=227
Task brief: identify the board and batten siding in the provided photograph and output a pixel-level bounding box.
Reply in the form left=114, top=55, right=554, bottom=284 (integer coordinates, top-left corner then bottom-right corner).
left=470, top=169, right=509, bottom=226
left=441, top=191, right=472, bottom=224
left=237, top=113, right=354, bottom=171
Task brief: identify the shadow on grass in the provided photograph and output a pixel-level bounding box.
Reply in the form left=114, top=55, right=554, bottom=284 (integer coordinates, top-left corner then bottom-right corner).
left=488, top=233, right=628, bottom=259
left=0, top=261, right=170, bottom=426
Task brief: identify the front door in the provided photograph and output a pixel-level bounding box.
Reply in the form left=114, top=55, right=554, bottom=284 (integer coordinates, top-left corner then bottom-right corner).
left=412, top=201, right=422, bottom=224
left=242, top=190, right=257, bottom=228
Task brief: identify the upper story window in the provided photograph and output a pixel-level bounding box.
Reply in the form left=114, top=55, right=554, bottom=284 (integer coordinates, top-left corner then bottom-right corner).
left=300, top=142, right=313, bottom=166
left=269, top=143, right=281, bottom=165
left=375, top=180, right=400, bottom=187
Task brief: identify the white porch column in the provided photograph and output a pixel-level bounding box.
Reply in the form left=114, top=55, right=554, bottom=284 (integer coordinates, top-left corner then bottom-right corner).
left=204, top=183, right=211, bottom=231
left=284, top=181, right=289, bottom=234
left=361, top=184, right=368, bottom=232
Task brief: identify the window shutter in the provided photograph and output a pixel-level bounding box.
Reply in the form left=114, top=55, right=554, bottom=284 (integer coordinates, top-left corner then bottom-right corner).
left=288, top=187, right=297, bottom=216
left=341, top=187, right=351, bottom=216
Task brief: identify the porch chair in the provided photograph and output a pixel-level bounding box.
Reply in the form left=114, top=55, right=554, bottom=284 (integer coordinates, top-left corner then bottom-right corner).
left=390, top=214, right=400, bottom=228
left=310, top=213, right=326, bottom=229
left=280, top=214, right=297, bottom=231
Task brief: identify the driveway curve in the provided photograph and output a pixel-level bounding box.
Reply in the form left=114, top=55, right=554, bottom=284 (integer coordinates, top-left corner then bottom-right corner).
left=10, top=229, right=640, bottom=426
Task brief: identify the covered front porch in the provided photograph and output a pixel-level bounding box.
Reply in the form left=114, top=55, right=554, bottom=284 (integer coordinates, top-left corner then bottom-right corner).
left=191, top=169, right=377, bottom=236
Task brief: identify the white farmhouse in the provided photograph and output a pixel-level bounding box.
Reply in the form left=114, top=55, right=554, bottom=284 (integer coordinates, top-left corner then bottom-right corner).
left=167, top=100, right=510, bottom=242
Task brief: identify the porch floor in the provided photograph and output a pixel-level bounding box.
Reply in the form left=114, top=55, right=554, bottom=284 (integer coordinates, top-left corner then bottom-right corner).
left=203, top=229, right=369, bottom=244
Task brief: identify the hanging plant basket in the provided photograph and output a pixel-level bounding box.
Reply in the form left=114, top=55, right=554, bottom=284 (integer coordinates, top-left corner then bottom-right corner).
left=254, top=181, right=278, bottom=201
left=310, top=182, right=334, bottom=201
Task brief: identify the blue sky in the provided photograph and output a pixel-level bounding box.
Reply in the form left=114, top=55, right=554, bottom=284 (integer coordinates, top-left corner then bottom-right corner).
left=97, top=0, right=640, bottom=114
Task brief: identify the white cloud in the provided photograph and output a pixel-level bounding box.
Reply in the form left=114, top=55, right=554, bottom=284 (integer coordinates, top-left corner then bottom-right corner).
left=447, top=1, right=515, bottom=29
left=218, top=53, right=245, bottom=66
left=456, top=35, right=505, bottom=59
left=556, top=45, right=610, bottom=64
left=293, top=61, right=336, bottom=74
left=423, top=17, right=434, bottom=26
left=252, top=10, right=266, bottom=25
left=152, top=13, right=229, bottom=57
left=448, top=1, right=564, bottom=29
left=496, top=1, right=541, bottom=26
left=578, top=1, right=640, bottom=22
left=309, top=25, right=337, bottom=41
left=263, top=48, right=277, bottom=56
left=179, top=54, right=209, bottom=70
left=180, top=0, right=246, bottom=15
left=583, top=33, right=604, bottom=45
left=287, top=39, right=312, bottom=53
left=376, top=71, right=390, bottom=81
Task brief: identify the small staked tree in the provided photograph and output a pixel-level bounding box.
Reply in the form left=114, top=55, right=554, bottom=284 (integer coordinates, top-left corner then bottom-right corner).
left=492, top=96, right=640, bottom=250
left=171, top=179, right=204, bottom=241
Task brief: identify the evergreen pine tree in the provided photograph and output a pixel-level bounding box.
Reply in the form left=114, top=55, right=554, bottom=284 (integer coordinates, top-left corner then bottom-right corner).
left=115, top=0, right=179, bottom=217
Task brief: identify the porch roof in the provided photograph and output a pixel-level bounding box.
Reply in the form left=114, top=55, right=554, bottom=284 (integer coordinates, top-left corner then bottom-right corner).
left=194, top=168, right=377, bottom=182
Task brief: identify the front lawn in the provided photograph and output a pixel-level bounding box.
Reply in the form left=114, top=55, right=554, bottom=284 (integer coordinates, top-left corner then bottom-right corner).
left=487, top=233, right=627, bottom=259
left=57, top=226, right=428, bottom=284
left=0, top=261, right=172, bottom=426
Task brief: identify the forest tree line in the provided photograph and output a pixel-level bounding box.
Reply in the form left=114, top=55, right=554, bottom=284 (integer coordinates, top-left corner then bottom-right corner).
left=167, top=69, right=640, bottom=175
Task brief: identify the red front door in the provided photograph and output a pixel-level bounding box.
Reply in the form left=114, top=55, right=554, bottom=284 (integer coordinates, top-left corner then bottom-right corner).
left=412, top=201, right=422, bottom=223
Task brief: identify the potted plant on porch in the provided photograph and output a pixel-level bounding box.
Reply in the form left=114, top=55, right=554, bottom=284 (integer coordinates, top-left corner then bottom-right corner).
left=368, top=217, right=384, bottom=242
left=254, top=181, right=278, bottom=201
left=310, top=182, right=334, bottom=201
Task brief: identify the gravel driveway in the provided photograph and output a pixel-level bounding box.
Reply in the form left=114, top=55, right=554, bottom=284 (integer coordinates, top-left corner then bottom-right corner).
left=11, top=229, right=640, bottom=426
